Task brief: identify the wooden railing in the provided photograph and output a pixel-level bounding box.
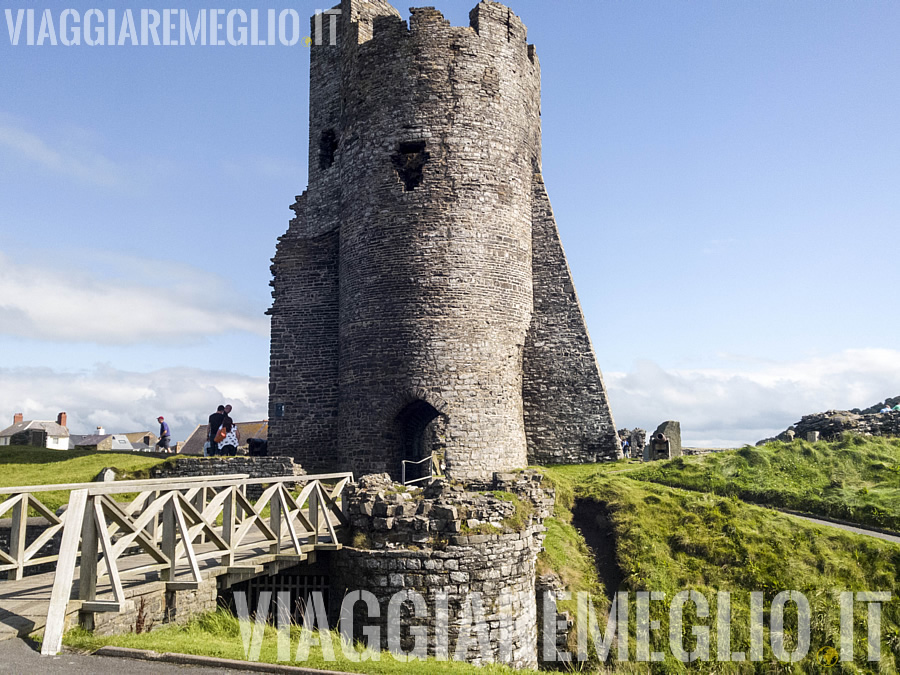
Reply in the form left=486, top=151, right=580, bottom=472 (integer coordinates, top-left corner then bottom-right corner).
left=0, top=472, right=353, bottom=656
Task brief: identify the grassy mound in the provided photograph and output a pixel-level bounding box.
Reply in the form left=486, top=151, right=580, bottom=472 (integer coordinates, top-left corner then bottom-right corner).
left=628, top=435, right=900, bottom=531
left=541, top=464, right=900, bottom=672
left=0, top=445, right=173, bottom=511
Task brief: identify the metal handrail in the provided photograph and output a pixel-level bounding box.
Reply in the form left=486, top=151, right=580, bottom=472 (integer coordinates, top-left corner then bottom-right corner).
left=401, top=454, right=435, bottom=485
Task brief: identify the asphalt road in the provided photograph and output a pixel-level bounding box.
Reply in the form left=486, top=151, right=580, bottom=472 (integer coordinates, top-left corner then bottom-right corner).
left=0, top=638, right=226, bottom=675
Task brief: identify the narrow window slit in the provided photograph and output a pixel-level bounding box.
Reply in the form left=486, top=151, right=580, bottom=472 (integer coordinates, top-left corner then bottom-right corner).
left=319, top=129, right=337, bottom=170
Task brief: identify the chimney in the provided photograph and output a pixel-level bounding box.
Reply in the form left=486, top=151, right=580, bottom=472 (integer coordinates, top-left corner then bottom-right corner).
left=13, top=413, right=23, bottom=424
left=96, top=425, right=105, bottom=435
left=57, top=412, right=67, bottom=428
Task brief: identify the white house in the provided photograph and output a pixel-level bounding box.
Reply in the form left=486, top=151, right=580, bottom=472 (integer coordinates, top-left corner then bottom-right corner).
left=0, top=412, right=70, bottom=450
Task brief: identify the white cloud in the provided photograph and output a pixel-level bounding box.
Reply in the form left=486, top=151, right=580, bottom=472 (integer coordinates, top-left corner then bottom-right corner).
left=0, top=364, right=268, bottom=443
left=0, top=119, right=122, bottom=187
left=0, top=250, right=269, bottom=344
left=606, top=348, right=900, bottom=447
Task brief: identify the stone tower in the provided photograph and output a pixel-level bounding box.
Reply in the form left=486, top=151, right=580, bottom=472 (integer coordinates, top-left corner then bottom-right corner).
left=267, top=0, right=620, bottom=480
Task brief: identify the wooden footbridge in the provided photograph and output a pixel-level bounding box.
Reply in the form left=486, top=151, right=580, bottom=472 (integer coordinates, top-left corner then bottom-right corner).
left=0, top=471, right=352, bottom=656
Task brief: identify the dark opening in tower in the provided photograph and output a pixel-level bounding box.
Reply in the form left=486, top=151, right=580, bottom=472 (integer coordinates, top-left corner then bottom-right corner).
left=391, top=141, right=429, bottom=191
left=319, top=129, right=337, bottom=170
left=395, top=400, right=444, bottom=481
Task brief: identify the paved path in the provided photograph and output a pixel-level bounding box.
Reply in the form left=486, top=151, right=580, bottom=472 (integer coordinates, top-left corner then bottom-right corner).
left=0, top=638, right=225, bottom=674
left=780, top=511, right=900, bottom=545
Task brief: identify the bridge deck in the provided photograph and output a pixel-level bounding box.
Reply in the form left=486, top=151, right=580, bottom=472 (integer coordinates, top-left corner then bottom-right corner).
left=0, top=473, right=353, bottom=655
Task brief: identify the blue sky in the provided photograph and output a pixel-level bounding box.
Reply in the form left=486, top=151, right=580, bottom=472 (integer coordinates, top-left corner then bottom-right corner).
left=1, top=0, right=899, bottom=445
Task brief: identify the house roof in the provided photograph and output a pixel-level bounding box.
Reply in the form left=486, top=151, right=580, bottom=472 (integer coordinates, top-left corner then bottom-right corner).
left=0, top=420, right=69, bottom=438
left=73, top=434, right=134, bottom=451
left=122, top=431, right=156, bottom=443
left=180, top=420, right=269, bottom=456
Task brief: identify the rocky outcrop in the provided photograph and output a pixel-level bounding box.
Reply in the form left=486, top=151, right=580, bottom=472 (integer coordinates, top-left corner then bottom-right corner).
left=757, top=397, right=900, bottom=444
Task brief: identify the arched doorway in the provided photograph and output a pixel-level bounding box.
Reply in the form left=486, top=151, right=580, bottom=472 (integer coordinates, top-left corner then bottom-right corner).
left=394, top=400, right=444, bottom=482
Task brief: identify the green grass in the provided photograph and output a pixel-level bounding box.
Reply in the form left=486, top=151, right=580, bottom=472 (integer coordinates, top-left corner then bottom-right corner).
left=63, top=609, right=531, bottom=674
left=540, top=464, right=900, bottom=673
left=0, top=445, right=173, bottom=511
left=628, top=435, right=900, bottom=531
left=57, top=445, right=900, bottom=673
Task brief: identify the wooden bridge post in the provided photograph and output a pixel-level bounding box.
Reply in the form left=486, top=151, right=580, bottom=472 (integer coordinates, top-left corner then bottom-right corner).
left=41, top=488, right=88, bottom=656
left=193, top=487, right=207, bottom=544
left=9, top=495, right=27, bottom=581
left=161, top=496, right=176, bottom=581
left=222, top=486, right=235, bottom=566
left=270, top=489, right=282, bottom=554
left=77, top=495, right=99, bottom=629
left=309, top=487, right=319, bottom=545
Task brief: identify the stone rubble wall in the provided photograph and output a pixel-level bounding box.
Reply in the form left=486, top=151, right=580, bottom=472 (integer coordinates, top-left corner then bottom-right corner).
left=87, top=576, right=219, bottom=636
left=150, top=456, right=304, bottom=499
left=758, top=410, right=900, bottom=445
left=535, top=573, right=572, bottom=668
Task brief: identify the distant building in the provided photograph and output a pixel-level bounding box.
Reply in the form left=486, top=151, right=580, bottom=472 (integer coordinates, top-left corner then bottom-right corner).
left=0, top=412, right=70, bottom=450
left=123, top=431, right=158, bottom=447
left=72, top=434, right=135, bottom=452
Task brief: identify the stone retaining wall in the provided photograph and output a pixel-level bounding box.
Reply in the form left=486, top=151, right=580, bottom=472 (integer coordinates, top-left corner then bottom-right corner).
left=0, top=517, right=61, bottom=578
left=330, top=470, right=554, bottom=669
left=86, top=576, right=219, bottom=636
left=150, top=456, right=304, bottom=499
left=331, top=529, right=539, bottom=668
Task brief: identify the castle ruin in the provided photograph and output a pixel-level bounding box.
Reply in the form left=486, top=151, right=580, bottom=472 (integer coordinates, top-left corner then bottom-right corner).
left=267, top=0, right=620, bottom=480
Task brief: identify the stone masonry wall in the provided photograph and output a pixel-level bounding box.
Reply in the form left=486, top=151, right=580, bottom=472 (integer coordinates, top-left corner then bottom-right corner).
left=332, top=531, right=539, bottom=668
left=334, top=1, right=539, bottom=481
left=523, top=174, right=620, bottom=465
left=267, top=0, right=620, bottom=482
left=267, top=195, right=340, bottom=474
left=330, top=471, right=553, bottom=669
left=150, top=456, right=304, bottom=499
left=87, top=576, right=218, bottom=636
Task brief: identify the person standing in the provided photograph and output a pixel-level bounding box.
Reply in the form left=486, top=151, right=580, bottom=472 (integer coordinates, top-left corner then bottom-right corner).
left=156, top=416, right=171, bottom=453
left=207, top=405, right=225, bottom=457
left=218, top=418, right=240, bottom=456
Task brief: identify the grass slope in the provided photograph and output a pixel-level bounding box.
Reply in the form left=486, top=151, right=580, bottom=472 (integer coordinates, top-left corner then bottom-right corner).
left=0, top=446, right=172, bottom=511
left=64, top=611, right=531, bottom=675
left=628, top=435, right=900, bottom=531
left=60, top=447, right=900, bottom=673
left=542, top=464, right=900, bottom=673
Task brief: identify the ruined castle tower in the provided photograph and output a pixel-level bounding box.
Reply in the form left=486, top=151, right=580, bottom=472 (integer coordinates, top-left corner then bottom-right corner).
left=267, top=0, right=620, bottom=480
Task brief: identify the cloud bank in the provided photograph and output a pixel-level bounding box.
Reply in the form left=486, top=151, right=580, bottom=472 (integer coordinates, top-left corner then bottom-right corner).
left=606, top=348, right=900, bottom=447
left=0, top=251, right=269, bottom=344
left=0, top=365, right=267, bottom=443
left=2, top=349, right=897, bottom=449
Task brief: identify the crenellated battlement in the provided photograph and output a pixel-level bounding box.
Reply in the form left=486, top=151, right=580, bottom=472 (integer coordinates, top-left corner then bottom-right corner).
left=322, top=1, right=536, bottom=71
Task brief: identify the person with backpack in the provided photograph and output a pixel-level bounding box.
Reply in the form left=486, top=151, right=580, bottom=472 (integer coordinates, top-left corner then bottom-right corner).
left=207, top=405, right=226, bottom=456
